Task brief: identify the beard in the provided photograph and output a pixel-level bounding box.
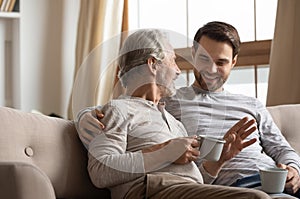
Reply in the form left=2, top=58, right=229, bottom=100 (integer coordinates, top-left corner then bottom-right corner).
left=156, top=68, right=177, bottom=97
left=194, top=70, right=226, bottom=92
left=158, top=82, right=177, bottom=97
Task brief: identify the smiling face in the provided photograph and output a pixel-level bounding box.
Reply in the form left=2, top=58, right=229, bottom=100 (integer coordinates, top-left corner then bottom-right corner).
left=193, top=35, right=237, bottom=92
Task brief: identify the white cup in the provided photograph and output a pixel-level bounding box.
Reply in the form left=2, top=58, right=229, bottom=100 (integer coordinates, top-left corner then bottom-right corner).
left=198, top=135, right=225, bottom=161
left=259, top=167, right=288, bottom=193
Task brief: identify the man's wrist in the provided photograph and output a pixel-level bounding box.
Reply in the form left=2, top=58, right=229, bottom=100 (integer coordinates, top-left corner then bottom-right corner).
left=202, top=160, right=224, bottom=176
left=199, top=161, right=218, bottom=184
left=287, top=163, right=300, bottom=175
left=142, top=141, right=170, bottom=153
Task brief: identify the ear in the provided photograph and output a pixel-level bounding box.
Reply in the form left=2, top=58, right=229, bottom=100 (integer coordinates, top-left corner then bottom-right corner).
left=231, top=55, right=238, bottom=68
left=147, top=57, right=157, bottom=75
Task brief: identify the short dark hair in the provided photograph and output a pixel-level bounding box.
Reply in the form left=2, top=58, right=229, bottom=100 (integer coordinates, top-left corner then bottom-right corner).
left=193, top=21, right=241, bottom=58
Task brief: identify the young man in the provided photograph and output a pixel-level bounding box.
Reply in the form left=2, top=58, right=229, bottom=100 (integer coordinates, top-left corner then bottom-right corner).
left=76, top=29, right=270, bottom=199
left=164, top=21, right=300, bottom=197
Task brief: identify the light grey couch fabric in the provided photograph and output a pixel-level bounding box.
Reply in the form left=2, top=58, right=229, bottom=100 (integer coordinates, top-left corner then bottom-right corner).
left=0, top=162, right=55, bottom=199
left=0, top=107, right=110, bottom=199
left=267, top=104, right=300, bottom=154
left=0, top=104, right=299, bottom=199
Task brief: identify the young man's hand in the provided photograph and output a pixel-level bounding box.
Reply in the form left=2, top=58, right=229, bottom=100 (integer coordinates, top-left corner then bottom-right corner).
left=220, top=117, right=257, bottom=163
left=94, top=108, right=105, bottom=129
left=203, top=117, right=257, bottom=176
left=77, top=108, right=105, bottom=146
left=278, top=163, right=300, bottom=194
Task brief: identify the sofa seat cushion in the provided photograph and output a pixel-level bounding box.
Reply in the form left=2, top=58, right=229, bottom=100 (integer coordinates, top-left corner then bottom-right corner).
left=0, top=162, right=55, bottom=199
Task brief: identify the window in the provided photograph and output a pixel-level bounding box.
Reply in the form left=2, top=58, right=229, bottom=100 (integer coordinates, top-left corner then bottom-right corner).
left=128, top=0, right=278, bottom=104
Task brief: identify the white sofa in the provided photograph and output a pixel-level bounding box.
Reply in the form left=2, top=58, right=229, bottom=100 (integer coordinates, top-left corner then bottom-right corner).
left=0, top=104, right=299, bottom=199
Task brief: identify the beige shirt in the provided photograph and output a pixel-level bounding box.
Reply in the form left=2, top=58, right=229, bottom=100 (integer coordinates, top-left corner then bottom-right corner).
left=87, top=96, right=203, bottom=199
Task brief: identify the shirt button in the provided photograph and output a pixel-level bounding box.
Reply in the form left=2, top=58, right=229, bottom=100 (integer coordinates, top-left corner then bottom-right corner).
left=202, top=93, right=207, bottom=97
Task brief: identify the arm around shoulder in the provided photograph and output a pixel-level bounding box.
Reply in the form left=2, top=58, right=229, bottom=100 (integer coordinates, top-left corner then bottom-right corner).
left=75, top=106, right=103, bottom=148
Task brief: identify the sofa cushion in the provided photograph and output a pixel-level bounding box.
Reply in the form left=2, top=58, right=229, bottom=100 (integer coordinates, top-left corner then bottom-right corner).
left=0, top=162, right=56, bottom=199
left=0, top=107, right=110, bottom=198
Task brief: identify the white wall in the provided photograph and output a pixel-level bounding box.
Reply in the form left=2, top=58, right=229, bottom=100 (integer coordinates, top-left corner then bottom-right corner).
left=20, top=0, right=80, bottom=118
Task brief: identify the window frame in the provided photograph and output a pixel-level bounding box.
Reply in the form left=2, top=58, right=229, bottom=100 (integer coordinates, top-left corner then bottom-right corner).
left=175, top=39, right=272, bottom=99
left=175, top=39, right=272, bottom=70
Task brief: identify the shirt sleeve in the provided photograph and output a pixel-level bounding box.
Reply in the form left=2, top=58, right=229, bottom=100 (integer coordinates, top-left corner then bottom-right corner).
left=87, top=103, right=145, bottom=188
left=256, top=100, right=300, bottom=174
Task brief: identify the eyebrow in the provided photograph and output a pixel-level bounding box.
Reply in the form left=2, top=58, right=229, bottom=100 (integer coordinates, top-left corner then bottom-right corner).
left=217, top=58, right=230, bottom=63
left=198, top=54, right=210, bottom=60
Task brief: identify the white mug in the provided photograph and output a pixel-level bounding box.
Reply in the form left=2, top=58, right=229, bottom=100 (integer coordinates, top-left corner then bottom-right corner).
left=198, top=135, right=225, bottom=161
left=259, top=167, right=288, bottom=193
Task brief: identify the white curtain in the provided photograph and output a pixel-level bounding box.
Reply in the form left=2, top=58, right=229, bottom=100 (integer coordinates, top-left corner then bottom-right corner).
left=267, top=0, right=300, bottom=106
left=68, top=0, right=124, bottom=119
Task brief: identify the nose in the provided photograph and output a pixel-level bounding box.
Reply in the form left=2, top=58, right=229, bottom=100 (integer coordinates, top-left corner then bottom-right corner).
left=175, top=63, right=181, bottom=75
left=207, top=62, right=218, bottom=73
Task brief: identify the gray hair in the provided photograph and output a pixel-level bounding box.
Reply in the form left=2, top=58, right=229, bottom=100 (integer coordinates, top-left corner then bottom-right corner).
left=118, top=29, right=171, bottom=87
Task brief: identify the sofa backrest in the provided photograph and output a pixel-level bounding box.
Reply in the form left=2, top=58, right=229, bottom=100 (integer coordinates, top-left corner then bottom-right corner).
left=0, top=107, right=110, bottom=198
left=1, top=104, right=299, bottom=198
left=267, top=104, right=300, bottom=154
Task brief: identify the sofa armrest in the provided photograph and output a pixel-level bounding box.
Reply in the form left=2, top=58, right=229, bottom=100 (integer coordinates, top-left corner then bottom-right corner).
left=0, top=162, right=56, bottom=199
left=267, top=104, right=300, bottom=154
